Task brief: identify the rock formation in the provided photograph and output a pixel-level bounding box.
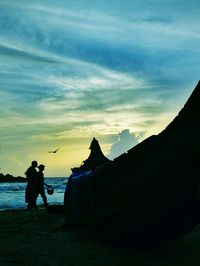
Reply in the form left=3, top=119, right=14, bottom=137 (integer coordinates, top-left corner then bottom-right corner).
left=71, top=137, right=110, bottom=174
left=64, top=138, right=110, bottom=219
left=0, top=173, right=26, bottom=182
left=65, top=81, right=200, bottom=246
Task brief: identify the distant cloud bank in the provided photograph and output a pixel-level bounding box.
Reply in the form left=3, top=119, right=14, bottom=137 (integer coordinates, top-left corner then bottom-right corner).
left=108, top=129, right=140, bottom=159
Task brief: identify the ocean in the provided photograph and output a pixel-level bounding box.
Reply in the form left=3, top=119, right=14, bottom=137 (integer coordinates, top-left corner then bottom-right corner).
left=0, top=177, right=68, bottom=210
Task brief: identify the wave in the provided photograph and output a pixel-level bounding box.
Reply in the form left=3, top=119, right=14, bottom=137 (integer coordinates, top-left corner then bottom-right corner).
left=0, top=178, right=67, bottom=193
left=0, top=183, right=26, bottom=192
left=0, top=178, right=67, bottom=210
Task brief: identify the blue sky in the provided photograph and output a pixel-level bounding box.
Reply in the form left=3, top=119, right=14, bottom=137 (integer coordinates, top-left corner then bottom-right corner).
left=0, top=0, right=200, bottom=176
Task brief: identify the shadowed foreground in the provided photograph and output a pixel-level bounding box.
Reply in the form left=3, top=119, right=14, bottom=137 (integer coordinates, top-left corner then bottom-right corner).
left=1, top=209, right=200, bottom=266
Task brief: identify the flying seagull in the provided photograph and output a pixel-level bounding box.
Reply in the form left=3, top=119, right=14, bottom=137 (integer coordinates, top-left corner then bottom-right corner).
left=48, top=147, right=61, bottom=153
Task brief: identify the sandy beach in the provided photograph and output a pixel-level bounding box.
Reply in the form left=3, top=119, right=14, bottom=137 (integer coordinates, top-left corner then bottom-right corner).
left=0, top=208, right=200, bottom=266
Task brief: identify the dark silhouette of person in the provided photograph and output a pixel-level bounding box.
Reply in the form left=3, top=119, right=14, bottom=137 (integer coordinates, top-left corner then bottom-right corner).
left=25, top=161, right=38, bottom=209
left=36, top=164, right=48, bottom=208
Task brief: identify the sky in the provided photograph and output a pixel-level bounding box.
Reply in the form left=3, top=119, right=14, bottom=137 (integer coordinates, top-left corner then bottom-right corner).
left=0, top=0, right=200, bottom=177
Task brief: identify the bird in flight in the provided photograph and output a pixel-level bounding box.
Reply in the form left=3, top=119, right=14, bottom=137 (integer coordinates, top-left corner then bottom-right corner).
left=48, top=147, right=61, bottom=153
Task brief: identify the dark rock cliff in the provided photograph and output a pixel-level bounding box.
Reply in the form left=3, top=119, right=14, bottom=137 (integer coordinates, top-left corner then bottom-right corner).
left=65, top=81, right=200, bottom=247
left=91, top=81, right=200, bottom=245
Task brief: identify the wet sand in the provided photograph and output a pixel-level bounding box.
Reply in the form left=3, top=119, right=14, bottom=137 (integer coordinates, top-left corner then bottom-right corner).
left=0, top=208, right=200, bottom=266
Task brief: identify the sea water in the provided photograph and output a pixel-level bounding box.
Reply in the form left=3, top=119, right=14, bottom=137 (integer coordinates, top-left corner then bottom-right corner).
left=0, top=177, right=68, bottom=210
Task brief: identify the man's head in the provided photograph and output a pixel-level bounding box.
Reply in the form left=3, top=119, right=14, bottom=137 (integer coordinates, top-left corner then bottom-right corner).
left=31, top=161, right=38, bottom=168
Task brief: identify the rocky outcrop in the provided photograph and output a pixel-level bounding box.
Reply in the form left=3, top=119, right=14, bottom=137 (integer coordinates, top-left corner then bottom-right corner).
left=71, top=137, right=110, bottom=174
left=0, top=173, right=26, bottom=182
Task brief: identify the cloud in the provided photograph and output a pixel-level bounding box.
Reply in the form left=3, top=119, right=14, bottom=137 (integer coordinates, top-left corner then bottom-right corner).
left=107, top=129, right=140, bottom=159
left=0, top=0, right=200, bottom=176
left=0, top=44, right=58, bottom=64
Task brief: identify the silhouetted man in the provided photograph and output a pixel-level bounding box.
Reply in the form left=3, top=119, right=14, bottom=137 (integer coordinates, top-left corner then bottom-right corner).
left=36, top=164, right=48, bottom=208
left=25, top=161, right=38, bottom=209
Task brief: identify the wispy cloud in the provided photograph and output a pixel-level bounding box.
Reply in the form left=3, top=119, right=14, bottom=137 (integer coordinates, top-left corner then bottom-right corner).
left=0, top=0, right=200, bottom=176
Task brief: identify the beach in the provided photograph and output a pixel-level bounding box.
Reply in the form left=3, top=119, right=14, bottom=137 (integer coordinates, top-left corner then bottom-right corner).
left=1, top=208, right=200, bottom=266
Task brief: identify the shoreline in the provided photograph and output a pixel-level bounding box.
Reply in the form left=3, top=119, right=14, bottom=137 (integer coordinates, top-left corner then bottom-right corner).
left=0, top=208, right=200, bottom=265
left=0, top=176, right=67, bottom=183
left=0, top=203, right=64, bottom=212
left=0, top=178, right=66, bottom=211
